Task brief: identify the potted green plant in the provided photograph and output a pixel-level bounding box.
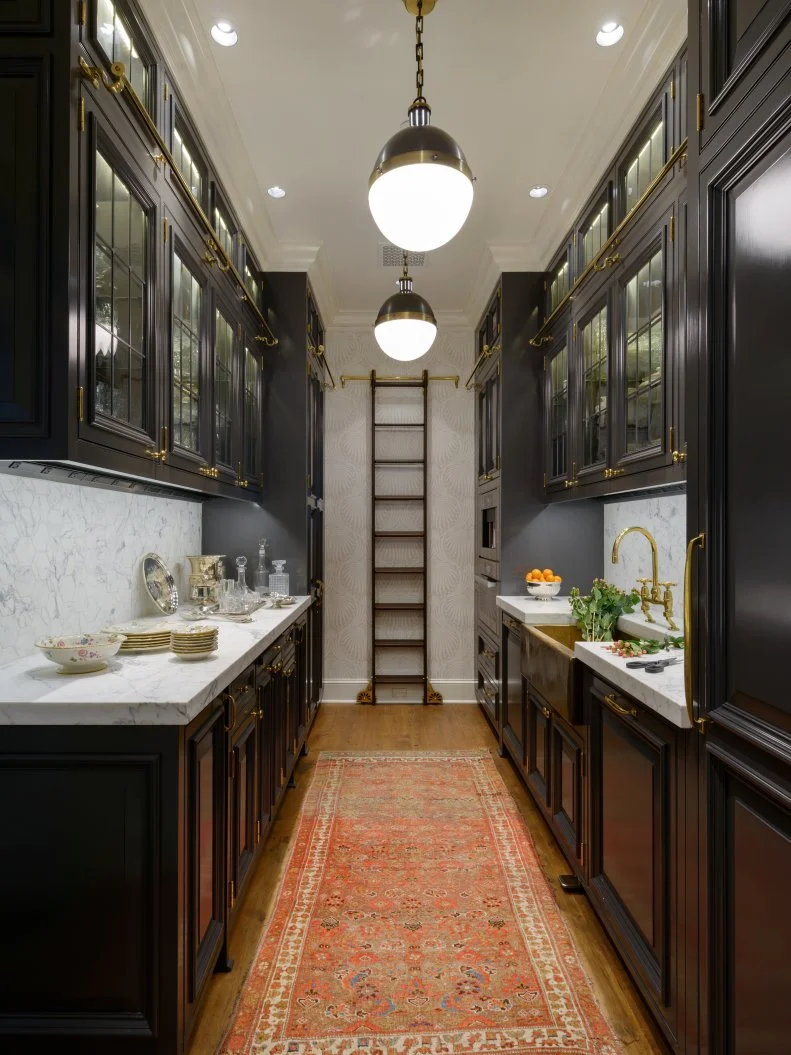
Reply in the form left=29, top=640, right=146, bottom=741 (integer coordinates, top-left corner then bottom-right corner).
left=569, top=579, right=640, bottom=641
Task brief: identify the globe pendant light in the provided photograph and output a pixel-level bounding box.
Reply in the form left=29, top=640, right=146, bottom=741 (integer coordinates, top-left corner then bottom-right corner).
left=368, top=0, right=474, bottom=253
left=374, top=252, right=437, bottom=361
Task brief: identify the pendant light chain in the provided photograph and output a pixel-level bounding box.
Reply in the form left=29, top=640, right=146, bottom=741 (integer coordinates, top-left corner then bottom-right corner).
left=415, top=0, right=426, bottom=104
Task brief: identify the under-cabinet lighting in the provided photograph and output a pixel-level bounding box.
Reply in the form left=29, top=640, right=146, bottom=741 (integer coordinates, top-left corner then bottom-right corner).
left=596, top=22, right=624, bottom=47
left=529, top=186, right=549, bottom=199
left=210, top=21, right=238, bottom=47
left=267, top=186, right=287, bottom=199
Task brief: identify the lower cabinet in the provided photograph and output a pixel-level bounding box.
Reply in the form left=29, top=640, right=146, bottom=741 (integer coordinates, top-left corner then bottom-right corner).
left=502, top=616, right=526, bottom=766
left=586, top=671, right=680, bottom=1048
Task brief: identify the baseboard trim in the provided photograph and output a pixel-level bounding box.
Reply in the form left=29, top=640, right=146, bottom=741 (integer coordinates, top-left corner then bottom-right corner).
left=322, top=679, right=476, bottom=704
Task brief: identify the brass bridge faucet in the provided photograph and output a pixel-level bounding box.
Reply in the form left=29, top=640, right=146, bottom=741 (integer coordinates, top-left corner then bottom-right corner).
left=611, top=525, right=678, bottom=631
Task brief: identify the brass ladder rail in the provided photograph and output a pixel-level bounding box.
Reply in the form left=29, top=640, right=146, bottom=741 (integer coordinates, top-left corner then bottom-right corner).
left=341, top=374, right=459, bottom=388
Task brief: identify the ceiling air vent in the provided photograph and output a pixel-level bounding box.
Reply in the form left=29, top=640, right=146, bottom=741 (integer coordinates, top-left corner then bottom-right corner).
left=381, top=244, right=426, bottom=268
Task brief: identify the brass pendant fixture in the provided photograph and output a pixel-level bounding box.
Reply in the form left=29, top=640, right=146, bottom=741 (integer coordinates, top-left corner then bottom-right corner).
left=374, top=252, right=437, bottom=361
left=368, top=0, right=474, bottom=253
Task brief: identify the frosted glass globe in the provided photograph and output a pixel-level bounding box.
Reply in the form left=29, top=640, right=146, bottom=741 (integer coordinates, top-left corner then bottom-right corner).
left=369, top=162, right=474, bottom=253
left=374, top=317, right=437, bottom=361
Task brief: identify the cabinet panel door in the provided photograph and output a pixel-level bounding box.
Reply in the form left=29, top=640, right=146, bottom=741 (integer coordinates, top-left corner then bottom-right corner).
left=187, top=704, right=226, bottom=1004
left=211, top=292, right=240, bottom=483
left=551, top=718, right=584, bottom=866
left=0, top=57, right=52, bottom=443
left=240, top=337, right=264, bottom=492
left=230, top=713, right=258, bottom=909
left=589, top=684, right=674, bottom=1009
left=79, top=104, right=161, bottom=462
left=502, top=621, right=525, bottom=768
left=573, top=295, right=610, bottom=486
left=526, top=693, right=551, bottom=808
left=696, top=0, right=791, bottom=149
left=705, top=742, right=791, bottom=1055
left=544, top=328, right=571, bottom=492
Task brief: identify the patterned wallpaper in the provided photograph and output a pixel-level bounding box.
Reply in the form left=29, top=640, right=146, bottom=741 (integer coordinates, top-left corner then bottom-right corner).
left=323, top=329, right=475, bottom=702
left=0, top=469, right=202, bottom=666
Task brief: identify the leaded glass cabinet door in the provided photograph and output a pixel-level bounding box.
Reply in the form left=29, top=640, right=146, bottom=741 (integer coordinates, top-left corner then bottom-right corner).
left=241, top=341, right=263, bottom=492
left=82, top=128, right=160, bottom=461
left=612, top=209, right=675, bottom=474
left=166, top=214, right=212, bottom=475
left=575, top=299, right=610, bottom=483
left=211, top=294, right=240, bottom=483
left=545, top=323, right=571, bottom=493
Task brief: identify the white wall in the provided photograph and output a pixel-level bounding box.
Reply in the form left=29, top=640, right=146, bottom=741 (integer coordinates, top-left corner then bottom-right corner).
left=603, top=492, right=687, bottom=624
left=0, top=470, right=202, bottom=666
left=323, top=328, right=475, bottom=703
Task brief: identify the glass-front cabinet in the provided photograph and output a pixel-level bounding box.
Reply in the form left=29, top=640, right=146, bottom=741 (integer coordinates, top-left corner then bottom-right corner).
left=576, top=299, right=609, bottom=482
left=241, top=341, right=263, bottom=492
left=544, top=321, right=571, bottom=493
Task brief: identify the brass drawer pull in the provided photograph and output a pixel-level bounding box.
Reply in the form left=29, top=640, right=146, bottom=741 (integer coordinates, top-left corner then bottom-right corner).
left=541, top=705, right=551, bottom=720
left=481, top=648, right=497, bottom=660
left=223, top=692, right=237, bottom=731
left=604, top=692, right=637, bottom=719
left=282, top=667, right=294, bottom=678
left=266, top=661, right=282, bottom=674
left=482, top=686, right=496, bottom=701
left=199, top=464, right=219, bottom=479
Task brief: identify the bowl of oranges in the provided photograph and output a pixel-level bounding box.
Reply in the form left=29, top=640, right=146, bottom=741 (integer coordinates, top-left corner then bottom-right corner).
left=525, top=568, right=563, bottom=600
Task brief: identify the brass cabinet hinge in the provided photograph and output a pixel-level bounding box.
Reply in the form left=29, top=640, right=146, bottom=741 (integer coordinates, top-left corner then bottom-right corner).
left=78, top=0, right=86, bottom=26
left=669, top=214, right=676, bottom=243
left=543, top=279, right=548, bottom=292
left=78, top=96, right=85, bottom=133
left=256, top=819, right=261, bottom=843
left=163, top=218, right=169, bottom=243
left=229, top=879, right=235, bottom=908
left=670, top=75, right=675, bottom=100
left=572, top=231, right=577, bottom=247
left=76, top=385, right=85, bottom=423
left=543, top=355, right=547, bottom=371
left=163, top=82, right=169, bottom=102
left=696, top=93, right=705, bottom=132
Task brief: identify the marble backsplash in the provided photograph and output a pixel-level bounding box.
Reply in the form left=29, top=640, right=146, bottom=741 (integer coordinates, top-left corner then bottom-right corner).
left=0, top=471, right=202, bottom=666
left=603, top=492, right=687, bottom=611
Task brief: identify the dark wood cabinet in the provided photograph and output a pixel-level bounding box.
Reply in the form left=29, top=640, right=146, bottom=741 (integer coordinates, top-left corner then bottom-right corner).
left=227, top=676, right=259, bottom=918
left=0, top=0, right=278, bottom=500
left=526, top=690, right=552, bottom=809
left=550, top=717, right=585, bottom=868
left=502, top=616, right=526, bottom=767
left=587, top=672, right=679, bottom=1048
left=686, top=6, right=791, bottom=1048
left=185, top=699, right=228, bottom=1025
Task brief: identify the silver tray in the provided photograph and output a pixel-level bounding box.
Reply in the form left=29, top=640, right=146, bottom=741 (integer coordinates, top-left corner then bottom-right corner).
left=142, top=553, right=179, bottom=615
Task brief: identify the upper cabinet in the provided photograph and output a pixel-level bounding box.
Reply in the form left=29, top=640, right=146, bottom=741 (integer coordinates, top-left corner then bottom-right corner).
left=537, top=50, right=687, bottom=500
left=0, top=0, right=281, bottom=499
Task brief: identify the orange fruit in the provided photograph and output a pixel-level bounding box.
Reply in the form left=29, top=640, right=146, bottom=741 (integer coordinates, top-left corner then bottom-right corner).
left=542, top=568, right=554, bottom=580
left=553, top=575, right=562, bottom=583
left=528, top=568, right=542, bottom=581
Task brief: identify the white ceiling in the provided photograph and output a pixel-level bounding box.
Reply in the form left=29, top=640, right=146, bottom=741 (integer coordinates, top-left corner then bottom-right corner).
left=140, top=0, right=686, bottom=325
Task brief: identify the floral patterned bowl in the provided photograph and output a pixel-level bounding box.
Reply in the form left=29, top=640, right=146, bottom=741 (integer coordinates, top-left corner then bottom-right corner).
left=35, top=633, right=126, bottom=674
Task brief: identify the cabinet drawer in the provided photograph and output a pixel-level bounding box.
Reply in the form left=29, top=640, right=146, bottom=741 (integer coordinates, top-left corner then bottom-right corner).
left=476, top=670, right=499, bottom=729
left=477, top=631, right=500, bottom=685
left=227, top=665, right=257, bottom=720
left=476, top=575, right=500, bottom=639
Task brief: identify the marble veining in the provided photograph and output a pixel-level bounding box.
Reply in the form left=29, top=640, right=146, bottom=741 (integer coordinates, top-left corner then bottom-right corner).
left=603, top=493, right=687, bottom=616
left=0, top=599, right=311, bottom=725
left=0, top=472, right=202, bottom=666
left=574, top=641, right=691, bottom=729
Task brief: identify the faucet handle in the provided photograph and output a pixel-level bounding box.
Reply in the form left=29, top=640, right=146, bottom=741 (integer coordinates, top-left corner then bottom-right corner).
left=660, top=581, right=677, bottom=589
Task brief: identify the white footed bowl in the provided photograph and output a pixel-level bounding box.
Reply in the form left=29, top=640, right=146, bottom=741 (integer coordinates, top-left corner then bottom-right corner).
left=35, top=633, right=126, bottom=674
left=525, top=580, right=563, bottom=600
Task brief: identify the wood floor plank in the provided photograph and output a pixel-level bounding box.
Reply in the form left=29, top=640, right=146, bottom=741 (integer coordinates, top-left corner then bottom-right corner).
left=187, top=704, right=670, bottom=1055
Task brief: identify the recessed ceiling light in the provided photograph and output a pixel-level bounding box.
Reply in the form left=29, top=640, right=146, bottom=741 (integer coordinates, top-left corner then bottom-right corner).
left=267, top=186, right=287, bottom=199
left=596, top=21, right=624, bottom=47
left=210, top=21, right=238, bottom=47
left=529, top=185, right=549, bottom=199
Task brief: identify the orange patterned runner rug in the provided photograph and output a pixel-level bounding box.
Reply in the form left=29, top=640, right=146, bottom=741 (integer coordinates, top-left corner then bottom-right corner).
left=220, top=750, right=622, bottom=1054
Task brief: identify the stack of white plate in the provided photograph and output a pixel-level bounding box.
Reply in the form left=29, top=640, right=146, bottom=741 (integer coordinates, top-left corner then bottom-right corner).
left=170, top=624, right=219, bottom=661
left=109, top=621, right=173, bottom=653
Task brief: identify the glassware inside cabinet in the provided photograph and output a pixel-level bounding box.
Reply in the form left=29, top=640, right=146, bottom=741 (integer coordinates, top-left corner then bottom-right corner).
left=549, top=343, right=569, bottom=480
left=580, top=307, right=608, bottom=469
left=624, top=249, right=664, bottom=454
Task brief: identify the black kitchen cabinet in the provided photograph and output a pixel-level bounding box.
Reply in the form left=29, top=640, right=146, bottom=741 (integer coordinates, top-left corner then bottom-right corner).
left=686, top=4, right=791, bottom=1050
left=0, top=0, right=277, bottom=499
left=550, top=717, right=585, bottom=868
left=539, top=51, right=688, bottom=501
left=587, top=671, right=680, bottom=1048
left=502, top=615, right=526, bottom=767
left=472, top=275, right=602, bottom=739
left=526, top=690, right=552, bottom=810
left=185, top=699, right=228, bottom=1030
left=0, top=612, right=311, bottom=1055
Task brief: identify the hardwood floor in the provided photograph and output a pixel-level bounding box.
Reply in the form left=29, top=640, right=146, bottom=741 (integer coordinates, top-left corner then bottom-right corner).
left=188, top=704, right=670, bottom=1055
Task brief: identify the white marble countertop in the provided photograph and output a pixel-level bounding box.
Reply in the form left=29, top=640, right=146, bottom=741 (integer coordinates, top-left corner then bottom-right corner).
left=496, top=595, right=683, bottom=642
left=0, top=598, right=311, bottom=726
left=574, top=642, right=690, bottom=730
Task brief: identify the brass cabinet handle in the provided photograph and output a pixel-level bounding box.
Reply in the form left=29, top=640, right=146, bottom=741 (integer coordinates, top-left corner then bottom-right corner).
left=603, top=692, right=637, bottom=719
left=684, top=532, right=708, bottom=733
left=482, top=648, right=496, bottom=660
left=482, top=685, right=496, bottom=701
left=234, top=462, right=249, bottom=488
left=199, top=464, right=219, bottom=479
left=282, top=667, right=294, bottom=678
left=144, top=426, right=168, bottom=462
left=223, top=692, right=237, bottom=731
left=603, top=467, right=625, bottom=479
left=266, top=661, right=282, bottom=674
left=541, top=705, right=552, bottom=720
